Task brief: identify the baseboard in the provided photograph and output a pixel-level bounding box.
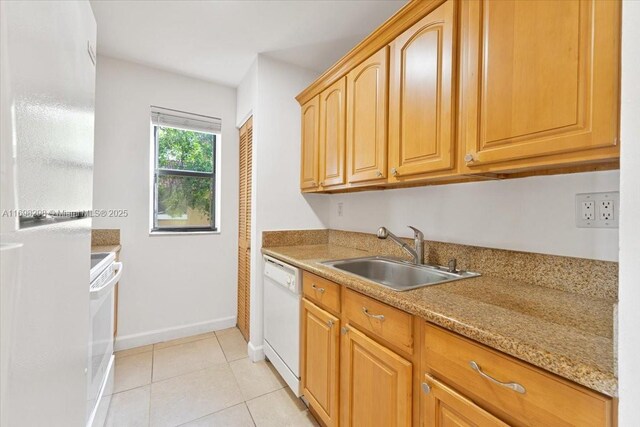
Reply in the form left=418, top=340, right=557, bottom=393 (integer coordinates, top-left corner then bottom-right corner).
left=248, top=340, right=265, bottom=362
left=115, top=316, right=236, bottom=351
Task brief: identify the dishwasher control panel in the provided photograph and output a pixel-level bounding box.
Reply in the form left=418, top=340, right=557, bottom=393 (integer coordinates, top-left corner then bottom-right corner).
left=264, top=255, right=300, bottom=293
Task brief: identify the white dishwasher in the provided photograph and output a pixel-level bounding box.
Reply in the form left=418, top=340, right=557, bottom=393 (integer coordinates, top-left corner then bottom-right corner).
left=263, top=255, right=301, bottom=396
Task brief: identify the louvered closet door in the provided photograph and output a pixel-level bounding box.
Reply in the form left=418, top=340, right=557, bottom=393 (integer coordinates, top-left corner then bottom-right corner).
left=237, top=117, right=253, bottom=341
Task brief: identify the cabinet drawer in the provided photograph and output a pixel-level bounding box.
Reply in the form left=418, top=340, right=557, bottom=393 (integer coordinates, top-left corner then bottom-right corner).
left=423, top=323, right=613, bottom=427
left=344, top=288, right=413, bottom=354
left=302, top=271, right=341, bottom=314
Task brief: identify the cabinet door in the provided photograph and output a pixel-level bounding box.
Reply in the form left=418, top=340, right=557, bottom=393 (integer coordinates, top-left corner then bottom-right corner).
left=346, top=47, right=388, bottom=184
left=388, top=0, right=456, bottom=180
left=422, top=374, right=508, bottom=427
left=319, top=77, right=347, bottom=188
left=300, top=96, right=320, bottom=191
left=460, top=0, right=620, bottom=171
left=301, top=299, right=340, bottom=427
left=341, top=325, right=412, bottom=427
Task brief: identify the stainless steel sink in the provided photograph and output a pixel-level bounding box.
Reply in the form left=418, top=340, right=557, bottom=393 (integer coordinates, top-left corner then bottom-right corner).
left=321, top=256, right=480, bottom=291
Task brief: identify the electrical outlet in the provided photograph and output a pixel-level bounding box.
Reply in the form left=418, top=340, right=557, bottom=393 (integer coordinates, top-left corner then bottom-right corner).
left=600, top=200, right=614, bottom=221
left=576, top=192, right=619, bottom=228
left=581, top=201, right=595, bottom=220
left=337, top=202, right=343, bottom=217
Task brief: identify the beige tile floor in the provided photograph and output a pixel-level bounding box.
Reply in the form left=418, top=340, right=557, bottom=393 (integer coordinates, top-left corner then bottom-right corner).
left=106, top=328, right=319, bottom=427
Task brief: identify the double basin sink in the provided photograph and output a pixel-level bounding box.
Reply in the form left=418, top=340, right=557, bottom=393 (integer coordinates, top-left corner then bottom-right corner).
left=322, top=256, right=480, bottom=291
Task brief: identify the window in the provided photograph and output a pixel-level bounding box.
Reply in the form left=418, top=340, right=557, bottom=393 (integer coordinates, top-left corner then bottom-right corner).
left=150, top=106, right=221, bottom=232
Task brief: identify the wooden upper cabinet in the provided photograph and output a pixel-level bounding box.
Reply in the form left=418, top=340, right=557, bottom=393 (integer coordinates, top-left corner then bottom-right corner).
left=388, top=0, right=456, bottom=181
left=297, top=0, right=621, bottom=192
left=346, top=47, right=389, bottom=184
left=300, top=96, right=320, bottom=191
left=319, top=77, right=347, bottom=188
left=460, top=0, right=621, bottom=172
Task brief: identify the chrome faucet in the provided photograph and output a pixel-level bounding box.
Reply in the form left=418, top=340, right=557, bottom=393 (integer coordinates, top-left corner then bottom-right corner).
left=376, top=226, right=424, bottom=265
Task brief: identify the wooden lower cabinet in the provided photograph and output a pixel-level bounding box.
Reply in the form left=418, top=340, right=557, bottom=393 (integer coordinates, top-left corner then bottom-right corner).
left=340, top=325, right=412, bottom=427
left=299, top=272, right=614, bottom=427
left=302, top=299, right=340, bottom=427
left=422, top=373, right=508, bottom=427
left=422, top=323, right=614, bottom=427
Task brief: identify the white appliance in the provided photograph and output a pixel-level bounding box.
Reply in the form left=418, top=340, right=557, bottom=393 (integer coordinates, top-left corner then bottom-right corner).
left=263, top=255, right=302, bottom=396
left=0, top=243, right=23, bottom=427
left=0, top=1, right=97, bottom=425
left=87, top=252, right=123, bottom=427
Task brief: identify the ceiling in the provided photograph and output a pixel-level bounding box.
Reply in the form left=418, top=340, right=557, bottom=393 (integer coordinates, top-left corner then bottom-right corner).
left=90, top=0, right=407, bottom=87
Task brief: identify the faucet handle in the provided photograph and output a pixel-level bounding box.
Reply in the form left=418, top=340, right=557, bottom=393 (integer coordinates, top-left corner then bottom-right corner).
left=407, top=226, right=423, bottom=239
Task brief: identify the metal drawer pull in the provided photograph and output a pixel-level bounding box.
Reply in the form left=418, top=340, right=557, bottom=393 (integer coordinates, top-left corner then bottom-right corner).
left=421, top=382, right=431, bottom=394
left=311, top=284, right=325, bottom=293
left=362, top=307, right=385, bottom=321
left=469, top=361, right=526, bottom=394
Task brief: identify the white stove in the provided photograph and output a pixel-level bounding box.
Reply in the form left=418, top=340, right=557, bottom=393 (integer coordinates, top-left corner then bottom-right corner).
left=87, top=252, right=122, bottom=427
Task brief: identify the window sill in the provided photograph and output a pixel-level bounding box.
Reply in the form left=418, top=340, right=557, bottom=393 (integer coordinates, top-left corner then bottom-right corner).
left=149, top=230, right=220, bottom=236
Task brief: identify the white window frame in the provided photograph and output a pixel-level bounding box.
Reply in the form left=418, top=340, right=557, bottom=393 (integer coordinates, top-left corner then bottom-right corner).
left=149, top=106, right=222, bottom=234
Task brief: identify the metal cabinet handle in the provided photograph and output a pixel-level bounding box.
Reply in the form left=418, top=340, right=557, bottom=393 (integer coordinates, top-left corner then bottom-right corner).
left=362, top=307, right=385, bottom=321
left=327, top=319, right=334, bottom=328
left=391, top=167, right=398, bottom=177
left=464, top=153, right=475, bottom=163
left=421, top=382, right=431, bottom=394
left=376, top=170, right=383, bottom=178
left=311, top=181, right=316, bottom=187
left=312, top=284, right=325, bottom=294
left=469, top=361, right=526, bottom=394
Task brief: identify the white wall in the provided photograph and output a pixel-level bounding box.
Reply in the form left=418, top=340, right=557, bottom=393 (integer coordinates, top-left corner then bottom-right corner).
left=93, top=56, right=238, bottom=349
left=618, top=0, right=640, bottom=422
left=330, top=170, right=620, bottom=261
left=236, top=59, right=257, bottom=128
left=237, top=55, right=329, bottom=358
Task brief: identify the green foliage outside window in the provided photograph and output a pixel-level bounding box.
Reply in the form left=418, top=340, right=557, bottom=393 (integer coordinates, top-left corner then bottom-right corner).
left=156, top=127, right=214, bottom=222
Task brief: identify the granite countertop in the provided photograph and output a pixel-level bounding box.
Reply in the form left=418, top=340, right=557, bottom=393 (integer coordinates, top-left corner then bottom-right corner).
left=91, top=244, right=121, bottom=254
left=262, top=244, right=617, bottom=397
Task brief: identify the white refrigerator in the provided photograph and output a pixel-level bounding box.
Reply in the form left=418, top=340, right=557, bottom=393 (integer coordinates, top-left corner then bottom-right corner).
left=0, top=1, right=97, bottom=426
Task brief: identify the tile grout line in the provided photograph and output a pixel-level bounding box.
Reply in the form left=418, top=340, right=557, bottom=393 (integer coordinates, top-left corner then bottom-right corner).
left=114, top=328, right=241, bottom=356
left=109, top=382, right=150, bottom=397
left=241, top=382, right=288, bottom=404
left=108, top=328, right=255, bottom=427
left=152, top=332, right=217, bottom=351
left=212, top=333, right=230, bottom=363
left=244, top=401, right=258, bottom=427
left=114, top=348, right=153, bottom=360
left=151, top=335, right=229, bottom=383
left=150, top=359, right=233, bottom=385
left=174, top=402, right=254, bottom=427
